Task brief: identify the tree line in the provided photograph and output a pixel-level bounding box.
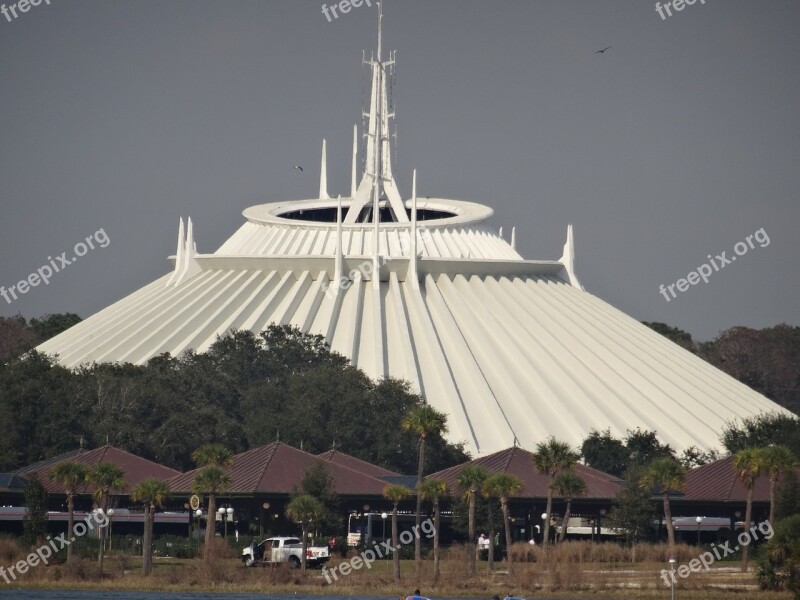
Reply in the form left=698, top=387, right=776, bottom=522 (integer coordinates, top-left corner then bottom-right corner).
left=0, top=322, right=468, bottom=474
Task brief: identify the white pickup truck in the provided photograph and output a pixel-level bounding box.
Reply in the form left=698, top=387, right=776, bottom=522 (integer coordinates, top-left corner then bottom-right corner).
left=241, top=536, right=330, bottom=568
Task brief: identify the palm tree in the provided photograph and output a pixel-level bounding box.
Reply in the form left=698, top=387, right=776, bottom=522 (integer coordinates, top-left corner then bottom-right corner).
left=419, top=478, right=447, bottom=582
left=49, top=461, right=89, bottom=562
left=550, top=470, right=587, bottom=543
left=191, top=444, right=233, bottom=558
left=483, top=473, right=523, bottom=572
left=734, top=448, right=764, bottom=572
left=191, top=444, right=233, bottom=469
left=401, top=404, right=448, bottom=578
left=192, top=465, right=232, bottom=557
left=456, top=464, right=490, bottom=576
left=383, top=484, right=411, bottom=581
left=758, top=445, right=796, bottom=526
left=286, top=494, right=324, bottom=571
left=131, top=478, right=171, bottom=576
left=88, top=462, right=125, bottom=571
left=532, top=437, right=578, bottom=553
left=640, top=457, right=686, bottom=558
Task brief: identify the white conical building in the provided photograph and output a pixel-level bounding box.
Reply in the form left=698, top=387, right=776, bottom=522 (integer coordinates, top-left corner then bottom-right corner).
left=38, top=7, right=790, bottom=456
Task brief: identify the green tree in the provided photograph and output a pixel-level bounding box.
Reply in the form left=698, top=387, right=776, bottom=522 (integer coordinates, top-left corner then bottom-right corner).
left=286, top=494, right=324, bottom=571
left=383, top=484, right=411, bottom=581
left=192, top=465, right=232, bottom=558
left=607, top=465, right=656, bottom=547
left=22, top=473, right=48, bottom=546
left=28, top=313, right=82, bottom=341
left=48, top=461, right=89, bottom=562
left=88, top=462, right=125, bottom=571
left=734, top=447, right=765, bottom=572
left=642, top=321, right=696, bottom=352
left=483, top=473, right=523, bottom=572
left=191, top=444, right=233, bottom=558
left=756, top=514, right=800, bottom=598
left=776, top=471, right=800, bottom=521
left=640, top=457, right=686, bottom=558
left=419, top=478, right=447, bottom=582
left=401, top=404, right=448, bottom=579
left=296, top=462, right=339, bottom=533
left=550, top=470, right=587, bottom=543
left=759, top=446, right=797, bottom=526
left=131, top=478, right=171, bottom=576
left=721, top=413, right=800, bottom=458
left=580, top=429, right=628, bottom=477
left=456, top=464, right=490, bottom=576
left=533, top=437, right=578, bottom=554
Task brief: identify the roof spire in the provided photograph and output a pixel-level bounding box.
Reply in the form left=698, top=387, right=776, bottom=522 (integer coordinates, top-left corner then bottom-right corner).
left=345, top=2, right=407, bottom=224
left=319, top=139, right=330, bottom=199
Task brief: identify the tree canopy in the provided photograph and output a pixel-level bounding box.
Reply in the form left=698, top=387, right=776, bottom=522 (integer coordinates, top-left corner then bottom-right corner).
left=0, top=324, right=468, bottom=474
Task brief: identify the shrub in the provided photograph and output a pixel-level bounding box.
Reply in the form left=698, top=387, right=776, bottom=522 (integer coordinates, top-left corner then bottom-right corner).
left=757, top=514, right=800, bottom=598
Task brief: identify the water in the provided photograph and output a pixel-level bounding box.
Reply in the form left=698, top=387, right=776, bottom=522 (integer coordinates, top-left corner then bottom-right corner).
left=0, top=593, right=436, bottom=600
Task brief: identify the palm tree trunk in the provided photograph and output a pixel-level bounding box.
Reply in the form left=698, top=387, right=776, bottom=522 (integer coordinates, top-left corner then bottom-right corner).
left=415, top=436, right=425, bottom=579
left=468, top=493, right=476, bottom=576
left=663, top=493, right=676, bottom=557
left=98, top=492, right=108, bottom=570
left=501, top=498, right=513, bottom=574
left=142, top=504, right=153, bottom=575
left=301, top=523, right=308, bottom=571
left=741, top=486, right=753, bottom=572
left=543, top=489, right=553, bottom=554
left=558, top=498, right=572, bottom=543
left=204, top=494, right=216, bottom=559
left=433, top=497, right=440, bottom=582
left=769, top=476, right=777, bottom=528
left=66, top=493, right=75, bottom=562
left=392, top=503, right=401, bottom=581
left=487, top=498, right=495, bottom=572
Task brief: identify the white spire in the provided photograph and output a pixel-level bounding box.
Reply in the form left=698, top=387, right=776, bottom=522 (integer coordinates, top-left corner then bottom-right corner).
left=511, top=226, right=516, bottom=250
left=345, top=2, right=407, bottom=224
left=319, top=139, right=330, bottom=199
left=559, top=223, right=584, bottom=290
left=351, top=124, right=358, bottom=197
left=410, top=169, right=419, bottom=289
left=335, top=195, right=343, bottom=285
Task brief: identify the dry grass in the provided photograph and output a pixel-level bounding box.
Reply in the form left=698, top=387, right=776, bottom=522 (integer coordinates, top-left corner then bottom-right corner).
left=2, top=540, right=793, bottom=600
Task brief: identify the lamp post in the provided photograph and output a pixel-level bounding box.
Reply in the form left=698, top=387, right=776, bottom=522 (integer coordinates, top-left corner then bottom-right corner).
left=669, top=557, right=676, bottom=600
left=218, top=506, right=233, bottom=538
left=381, top=511, right=388, bottom=543
left=195, top=509, right=202, bottom=551
left=107, top=508, right=114, bottom=553
left=695, top=516, right=703, bottom=546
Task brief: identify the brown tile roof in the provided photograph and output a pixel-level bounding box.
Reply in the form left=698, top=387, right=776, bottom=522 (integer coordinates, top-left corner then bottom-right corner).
left=317, top=450, right=400, bottom=478
left=21, top=445, right=180, bottom=495
left=684, top=455, right=773, bottom=502
left=429, top=446, right=623, bottom=500
left=168, top=442, right=390, bottom=496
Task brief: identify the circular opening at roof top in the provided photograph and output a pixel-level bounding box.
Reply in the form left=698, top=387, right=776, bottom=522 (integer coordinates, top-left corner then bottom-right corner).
left=278, top=205, right=458, bottom=223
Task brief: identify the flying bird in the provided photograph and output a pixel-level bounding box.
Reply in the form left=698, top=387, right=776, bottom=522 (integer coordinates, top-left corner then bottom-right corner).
left=293, top=165, right=304, bottom=172
left=595, top=46, right=612, bottom=54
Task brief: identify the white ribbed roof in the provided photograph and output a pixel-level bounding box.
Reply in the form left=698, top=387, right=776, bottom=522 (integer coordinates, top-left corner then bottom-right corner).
left=35, top=11, right=791, bottom=456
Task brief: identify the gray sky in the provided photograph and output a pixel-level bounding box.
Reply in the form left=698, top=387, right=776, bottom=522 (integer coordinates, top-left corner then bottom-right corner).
left=1, top=0, right=798, bottom=342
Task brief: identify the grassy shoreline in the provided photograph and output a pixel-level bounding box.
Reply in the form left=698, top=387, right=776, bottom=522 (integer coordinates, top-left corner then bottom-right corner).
left=1, top=555, right=792, bottom=600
